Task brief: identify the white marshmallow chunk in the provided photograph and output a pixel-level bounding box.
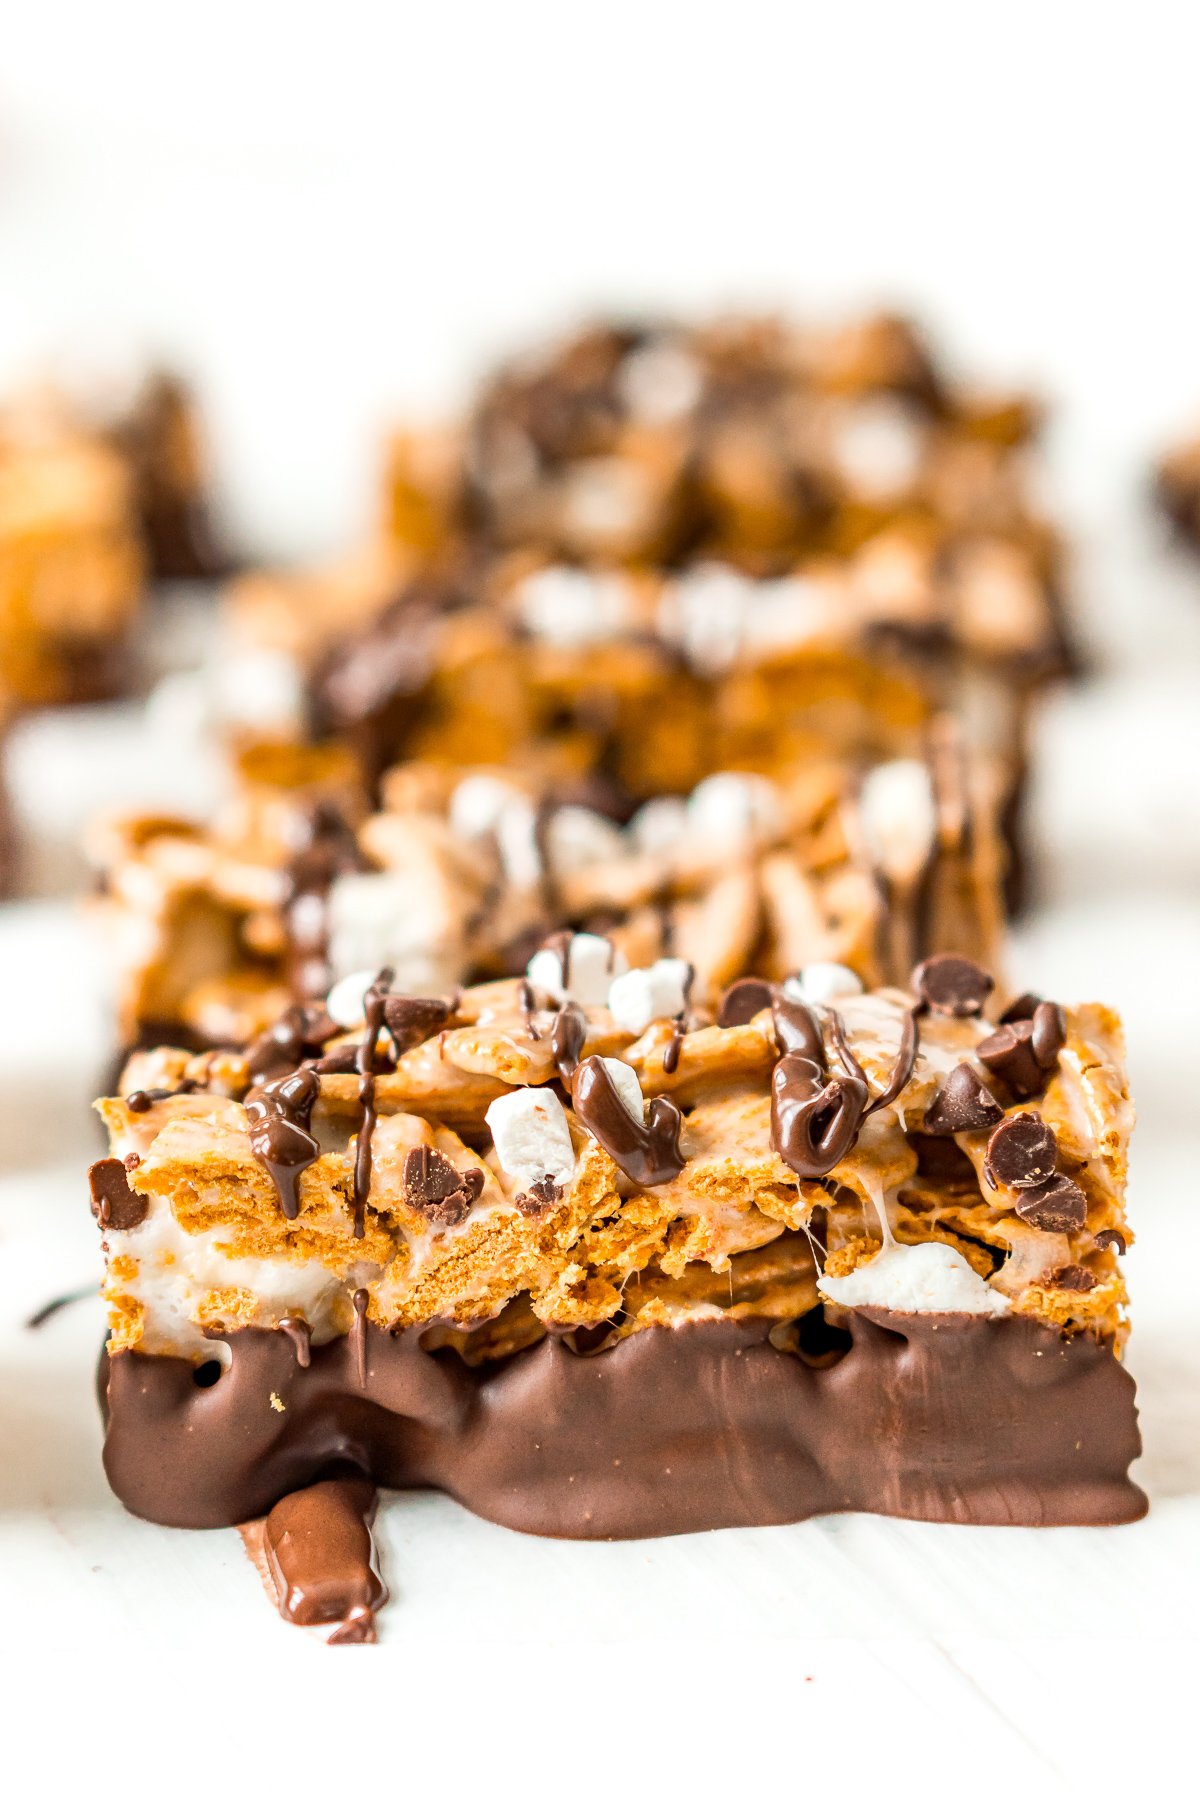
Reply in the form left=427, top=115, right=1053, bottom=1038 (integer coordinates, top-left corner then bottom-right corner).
left=486, top=1087, right=577, bottom=1195
left=545, top=806, right=626, bottom=876
left=327, top=869, right=447, bottom=983
left=834, top=397, right=925, bottom=499
left=617, top=339, right=703, bottom=423
left=628, top=795, right=689, bottom=858
left=818, top=1240, right=1010, bottom=1316
left=220, top=649, right=306, bottom=735
left=516, top=564, right=632, bottom=647
left=687, top=772, right=784, bottom=849
left=659, top=563, right=750, bottom=673
left=493, top=797, right=542, bottom=889
left=599, top=1056, right=645, bottom=1121
left=857, top=759, right=938, bottom=882
left=782, top=962, right=865, bottom=1006
left=326, top=968, right=377, bottom=1029
left=607, top=958, right=692, bottom=1036
left=449, top=773, right=529, bottom=841
left=525, top=932, right=628, bottom=1007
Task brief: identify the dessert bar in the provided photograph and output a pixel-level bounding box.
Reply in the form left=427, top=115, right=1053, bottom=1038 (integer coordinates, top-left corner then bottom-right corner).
left=90, top=734, right=1004, bottom=1055
left=1155, top=422, right=1200, bottom=551
left=0, top=400, right=145, bottom=706
left=93, top=943, right=1144, bottom=1640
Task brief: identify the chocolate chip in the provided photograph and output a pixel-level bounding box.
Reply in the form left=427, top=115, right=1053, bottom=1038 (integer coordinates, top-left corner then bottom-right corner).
left=998, top=992, right=1041, bottom=1024
left=912, top=954, right=994, bottom=1017
left=88, top=1157, right=148, bottom=1232
left=984, top=1112, right=1058, bottom=1189
left=976, top=1022, right=1044, bottom=1099
left=1095, top=1228, right=1127, bottom=1256
left=1015, top=1173, right=1087, bottom=1234
left=516, top=1174, right=563, bottom=1219
left=1030, top=1001, right=1067, bottom=1068
left=402, top=1146, right=484, bottom=1228
left=718, top=978, right=775, bottom=1028
left=383, top=994, right=454, bottom=1055
left=923, top=1063, right=1005, bottom=1134
left=310, top=1043, right=364, bottom=1074
left=1044, top=1263, right=1098, bottom=1291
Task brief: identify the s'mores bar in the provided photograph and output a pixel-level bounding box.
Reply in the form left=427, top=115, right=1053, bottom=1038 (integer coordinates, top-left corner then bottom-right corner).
left=0, top=401, right=145, bottom=706
left=94, top=944, right=1144, bottom=1636
left=89, top=734, right=1004, bottom=1058
left=1155, top=422, right=1200, bottom=552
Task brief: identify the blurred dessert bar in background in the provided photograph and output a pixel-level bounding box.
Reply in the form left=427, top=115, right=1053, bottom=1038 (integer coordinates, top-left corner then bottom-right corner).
left=1155, top=420, right=1200, bottom=551
left=0, top=373, right=224, bottom=711
left=89, top=730, right=1004, bottom=1055
left=215, top=313, right=1075, bottom=909
left=93, top=945, right=1143, bottom=1638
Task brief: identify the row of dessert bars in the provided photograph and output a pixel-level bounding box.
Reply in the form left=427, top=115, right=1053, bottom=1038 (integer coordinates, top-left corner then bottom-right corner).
left=74, top=311, right=1152, bottom=1642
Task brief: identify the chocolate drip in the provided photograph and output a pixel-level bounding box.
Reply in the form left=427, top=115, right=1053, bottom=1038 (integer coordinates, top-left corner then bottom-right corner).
left=126, top=1081, right=199, bottom=1112
left=770, top=1006, right=920, bottom=1178
left=353, top=973, right=392, bottom=1238
left=719, top=977, right=775, bottom=1028
left=279, top=1317, right=313, bottom=1368
left=283, top=802, right=366, bottom=1002
left=662, top=962, right=696, bottom=1075
left=245, top=1067, right=321, bottom=1219
left=351, top=1290, right=370, bottom=1388
left=571, top=1056, right=684, bottom=1186
left=262, top=1476, right=386, bottom=1641
left=771, top=1052, right=869, bottom=1178
left=247, top=1005, right=337, bottom=1080
left=550, top=1001, right=587, bottom=1079
left=518, top=979, right=541, bottom=1040
left=771, top=993, right=826, bottom=1063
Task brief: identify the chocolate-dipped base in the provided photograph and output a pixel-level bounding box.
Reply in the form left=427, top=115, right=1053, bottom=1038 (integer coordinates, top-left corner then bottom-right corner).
left=102, top=1312, right=1145, bottom=1536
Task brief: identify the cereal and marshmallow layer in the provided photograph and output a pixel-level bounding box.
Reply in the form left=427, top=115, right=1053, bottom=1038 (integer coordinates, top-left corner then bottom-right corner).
left=93, top=942, right=1132, bottom=1364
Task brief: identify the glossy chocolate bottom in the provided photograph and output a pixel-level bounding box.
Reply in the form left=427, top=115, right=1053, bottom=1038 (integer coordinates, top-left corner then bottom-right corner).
left=102, top=1311, right=1146, bottom=1537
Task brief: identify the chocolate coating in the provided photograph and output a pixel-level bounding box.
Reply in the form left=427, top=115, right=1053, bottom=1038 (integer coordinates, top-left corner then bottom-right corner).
left=102, top=1313, right=1146, bottom=1535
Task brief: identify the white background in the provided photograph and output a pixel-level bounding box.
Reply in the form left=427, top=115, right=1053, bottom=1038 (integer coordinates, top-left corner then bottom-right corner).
left=2, top=2, right=1200, bottom=1788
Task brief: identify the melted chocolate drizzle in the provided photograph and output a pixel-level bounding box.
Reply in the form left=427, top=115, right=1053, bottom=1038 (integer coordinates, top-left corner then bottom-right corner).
left=352, top=972, right=392, bottom=1238
left=769, top=1002, right=920, bottom=1179
left=245, top=1067, right=321, bottom=1219
left=571, top=1056, right=684, bottom=1186
left=550, top=1001, right=587, bottom=1079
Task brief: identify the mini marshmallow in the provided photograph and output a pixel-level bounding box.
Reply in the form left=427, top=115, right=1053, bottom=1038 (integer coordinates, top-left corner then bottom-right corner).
left=599, top=1056, right=645, bottom=1121
left=739, top=576, right=837, bottom=656
left=818, top=1240, right=1010, bottom=1316
left=525, top=932, right=627, bottom=1008
left=782, top=962, right=864, bottom=1006
left=220, top=649, right=306, bottom=735
left=833, top=396, right=924, bottom=500
left=326, top=968, right=377, bottom=1029
left=687, top=772, right=784, bottom=849
left=607, top=958, right=691, bottom=1036
left=628, top=795, right=689, bottom=858
left=545, top=806, right=626, bottom=876
left=659, top=563, right=749, bottom=674
left=486, top=1087, right=576, bottom=1194
left=616, top=338, right=703, bottom=424
left=516, top=564, right=632, bottom=647
left=493, top=797, right=542, bottom=889
left=327, top=869, right=447, bottom=983
left=448, top=773, right=529, bottom=840
left=857, top=759, right=938, bottom=882
left=561, top=460, right=651, bottom=545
